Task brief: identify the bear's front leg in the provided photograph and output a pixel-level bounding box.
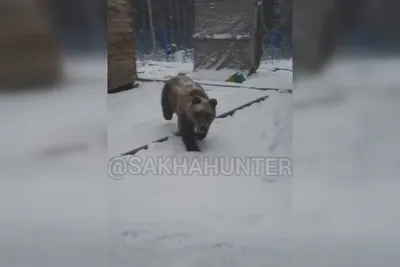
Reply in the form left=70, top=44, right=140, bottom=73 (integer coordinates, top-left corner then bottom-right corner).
left=178, top=115, right=200, bottom=152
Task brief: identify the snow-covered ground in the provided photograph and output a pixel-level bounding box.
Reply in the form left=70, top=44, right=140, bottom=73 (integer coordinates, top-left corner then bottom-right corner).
left=108, top=91, right=292, bottom=267
left=0, top=59, right=105, bottom=166
left=108, top=59, right=293, bottom=266
left=0, top=55, right=292, bottom=267
left=294, top=56, right=400, bottom=267
left=6, top=53, right=400, bottom=267
left=109, top=59, right=292, bottom=156
left=109, top=82, right=269, bottom=156
left=0, top=56, right=108, bottom=267
left=137, top=59, right=292, bottom=90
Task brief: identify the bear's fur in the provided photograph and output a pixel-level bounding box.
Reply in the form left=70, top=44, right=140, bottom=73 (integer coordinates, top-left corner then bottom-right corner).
left=161, top=75, right=218, bottom=151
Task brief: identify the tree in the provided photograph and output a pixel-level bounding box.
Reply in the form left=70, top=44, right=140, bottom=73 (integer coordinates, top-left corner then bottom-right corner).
left=147, top=0, right=157, bottom=52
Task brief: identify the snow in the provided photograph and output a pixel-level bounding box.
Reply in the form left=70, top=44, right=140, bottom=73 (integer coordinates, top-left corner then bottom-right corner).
left=192, top=33, right=250, bottom=40
left=133, top=90, right=290, bottom=157
left=2, top=48, right=399, bottom=267
left=0, top=52, right=292, bottom=267
left=0, top=56, right=106, bottom=165
left=108, top=82, right=268, bottom=156
left=294, top=56, right=400, bottom=267
left=109, top=59, right=292, bottom=157
left=108, top=59, right=292, bottom=266
left=0, top=56, right=108, bottom=267
left=108, top=91, right=292, bottom=267
left=108, top=55, right=400, bottom=267
left=137, top=59, right=292, bottom=90
left=8, top=53, right=400, bottom=267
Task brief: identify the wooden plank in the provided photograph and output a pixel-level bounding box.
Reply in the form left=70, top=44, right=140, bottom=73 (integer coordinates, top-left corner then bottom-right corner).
left=137, top=77, right=292, bottom=94
left=107, top=0, right=137, bottom=92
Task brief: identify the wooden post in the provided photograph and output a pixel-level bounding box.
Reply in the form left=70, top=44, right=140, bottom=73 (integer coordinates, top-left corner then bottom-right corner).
left=0, top=0, right=61, bottom=91
left=108, top=0, right=137, bottom=93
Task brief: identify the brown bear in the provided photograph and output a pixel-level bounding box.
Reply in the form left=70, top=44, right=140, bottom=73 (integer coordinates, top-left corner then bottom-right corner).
left=161, top=74, right=218, bottom=151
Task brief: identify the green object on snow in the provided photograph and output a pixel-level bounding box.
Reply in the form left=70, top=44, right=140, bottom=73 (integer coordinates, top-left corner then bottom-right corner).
left=225, top=72, right=247, bottom=83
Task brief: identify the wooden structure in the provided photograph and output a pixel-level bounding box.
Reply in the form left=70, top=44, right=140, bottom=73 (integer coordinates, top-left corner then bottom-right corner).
left=133, top=0, right=195, bottom=50
left=0, top=0, right=61, bottom=90
left=108, top=0, right=137, bottom=93
left=193, top=0, right=264, bottom=72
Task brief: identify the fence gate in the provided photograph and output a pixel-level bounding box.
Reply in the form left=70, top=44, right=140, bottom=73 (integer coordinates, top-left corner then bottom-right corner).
left=192, top=0, right=265, bottom=73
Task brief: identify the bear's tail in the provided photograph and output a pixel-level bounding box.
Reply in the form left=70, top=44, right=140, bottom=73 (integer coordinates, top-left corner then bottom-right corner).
left=161, top=82, right=173, bottom=120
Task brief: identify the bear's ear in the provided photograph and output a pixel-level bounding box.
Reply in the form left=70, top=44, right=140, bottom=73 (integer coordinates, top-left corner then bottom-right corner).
left=192, top=96, right=201, bottom=105
left=209, top=98, right=217, bottom=108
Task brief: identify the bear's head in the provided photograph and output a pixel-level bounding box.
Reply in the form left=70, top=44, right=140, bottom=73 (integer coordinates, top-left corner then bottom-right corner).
left=187, top=96, right=218, bottom=134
